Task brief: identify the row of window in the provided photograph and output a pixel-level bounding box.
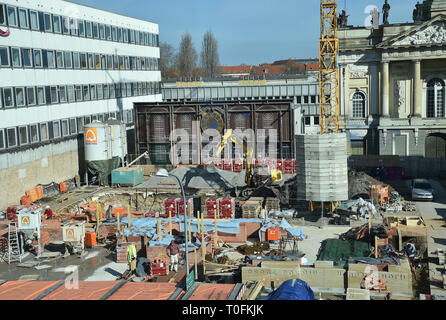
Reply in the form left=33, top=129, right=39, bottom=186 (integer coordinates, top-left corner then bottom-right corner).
left=0, top=82, right=161, bottom=108
left=0, top=46, right=160, bottom=71
left=0, top=4, right=159, bottom=47
left=0, top=110, right=134, bottom=150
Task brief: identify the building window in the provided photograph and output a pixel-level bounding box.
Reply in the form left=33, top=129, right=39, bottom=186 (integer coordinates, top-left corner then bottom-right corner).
left=314, top=116, right=320, bottom=125
left=33, top=49, right=42, bottom=68
left=103, top=85, right=109, bottom=99
left=84, top=116, right=91, bottom=125
left=78, top=20, right=85, bottom=36
left=0, top=46, right=9, bottom=66
left=7, top=6, right=17, bottom=27
left=93, top=23, right=98, bottom=38
left=58, top=86, right=66, bottom=103
left=107, top=55, right=113, bottom=69
left=105, top=25, right=111, bottom=40
left=352, top=91, right=366, bottom=118
left=27, top=87, right=36, bottom=106
left=117, top=28, right=122, bottom=42
left=18, top=8, right=28, bottom=28
left=67, top=85, right=75, bottom=102
left=29, top=10, right=39, bottom=30
left=50, top=86, right=58, bottom=103
left=77, top=117, right=83, bottom=133
left=61, top=119, right=69, bottom=136
left=99, top=24, right=105, bottom=39
left=112, top=26, right=117, bottom=41
left=123, top=29, right=128, bottom=42
left=53, top=121, right=61, bottom=138
left=69, top=118, right=76, bottom=135
left=304, top=116, right=311, bottom=126
left=109, top=84, right=115, bottom=98
left=19, top=126, right=28, bottom=145
left=56, top=51, right=64, bottom=68
left=62, top=17, right=69, bottom=34
left=98, top=114, right=104, bottom=122
left=75, top=85, right=82, bottom=101
left=86, top=21, right=92, bottom=38
left=11, top=47, right=21, bottom=67
left=22, top=48, right=32, bottom=67
left=36, top=87, right=45, bottom=105
left=30, top=124, right=39, bottom=143
left=73, top=52, right=80, bottom=68
left=40, top=123, right=48, bottom=141
left=95, top=54, right=100, bottom=69
left=44, top=13, right=52, bottom=32
left=113, top=55, right=119, bottom=69
left=80, top=53, right=87, bottom=69
left=46, top=50, right=55, bottom=68
left=3, top=88, right=13, bottom=108
left=7, top=128, right=17, bottom=148
left=101, top=55, right=106, bottom=70
left=0, top=5, right=5, bottom=26
left=15, top=87, right=25, bottom=106
left=90, top=85, right=96, bottom=100
left=427, top=78, right=445, bottom=118
left=88, top=53, right=94, bottom=69
left=351, top=140, right=365, bottom=155
left=97, top=84, right=103, bottom=100
left=53, top=15, right=61, bottom=33
left=70, top=18, right=78, bottom=36
left=82, top=85, right=90, bottom=100
left=0, top=129, right=4, bottom=149
left=64, top=52, right=72, bottom=68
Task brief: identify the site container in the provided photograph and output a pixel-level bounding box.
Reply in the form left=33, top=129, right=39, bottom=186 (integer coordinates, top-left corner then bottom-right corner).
left=164, top=198, right=179, bottom=217
left=85, top=232, right=97, bottom=247
left=151, top=257, right=169, bottom=276
left=219, top=197, right=235, bottom=219
left=206, top=198, right=219, bottom=219
left=267, top=228, right=280, bottom=241
left=178, top=198, right=194, bottom=215
left=111, top=167, right=143, bottom=186
left=233, top=159, right=243, bottom=173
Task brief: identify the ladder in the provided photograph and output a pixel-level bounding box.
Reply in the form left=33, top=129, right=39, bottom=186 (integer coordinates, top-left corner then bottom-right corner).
left=5, top=222, right=22, bottom=264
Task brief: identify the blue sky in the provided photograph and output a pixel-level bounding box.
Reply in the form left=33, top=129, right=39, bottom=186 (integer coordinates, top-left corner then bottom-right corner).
left=70, top=0, right=419, bottom=66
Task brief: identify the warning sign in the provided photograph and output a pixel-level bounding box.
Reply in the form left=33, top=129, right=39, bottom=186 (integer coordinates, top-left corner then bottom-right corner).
left=85, top=128, right=98, bottom=144
left=66, top=228, right=75, bottom=238
left=21, top=216, right=30, bottom=225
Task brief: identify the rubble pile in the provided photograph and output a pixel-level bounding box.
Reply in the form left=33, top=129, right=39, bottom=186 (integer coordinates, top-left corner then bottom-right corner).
left=348, top=171, right=395, bottom=199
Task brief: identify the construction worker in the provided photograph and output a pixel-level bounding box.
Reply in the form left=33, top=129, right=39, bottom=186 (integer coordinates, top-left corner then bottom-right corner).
left=44, top=206, right=53, bottom=220
left=167, top=240, right=180, bottom=273
left=127, top=243, right=137, bottom=276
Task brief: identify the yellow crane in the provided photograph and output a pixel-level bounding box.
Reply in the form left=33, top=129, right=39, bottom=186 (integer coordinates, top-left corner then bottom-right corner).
left=319, top=0, right=341, bottom=134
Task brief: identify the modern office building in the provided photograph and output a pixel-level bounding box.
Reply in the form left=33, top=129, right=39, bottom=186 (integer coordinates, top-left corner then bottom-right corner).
left=0, top=0, right=162, bottom=208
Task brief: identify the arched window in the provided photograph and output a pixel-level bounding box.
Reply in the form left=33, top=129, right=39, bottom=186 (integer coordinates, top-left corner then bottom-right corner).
left=352, top=92, right=366, bottom=118
left=427, top=78, right=445, bottom=118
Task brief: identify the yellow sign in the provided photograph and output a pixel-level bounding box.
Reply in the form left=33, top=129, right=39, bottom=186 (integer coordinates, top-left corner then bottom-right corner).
left=85, top=128, right=98, bottom=144
left=239, top=80, right=267, bottom=86
left=21, top=216, right=30, bottom=225
left=66, top=228, right=75, bottom=239
left=176, top=82, right=204, bottom=87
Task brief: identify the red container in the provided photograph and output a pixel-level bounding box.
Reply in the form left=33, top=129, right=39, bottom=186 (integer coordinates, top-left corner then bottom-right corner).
left=60, top=182, right=68, bottom=192
left=283, top=159, right=294, bottom=174
left=233, top=159, right=243, bottom=173
left=206, top=198, right=219, bottom=219
left=219, top=198, right=235, bottom=219
left=276, top=159, right=283, bottom=172
left=223, top=159, right=233, bottom=171
left=214, top=158, right=223, bottom=170
left=151, top=258, right=169, bottom=276
left=164, top=198, right=179, bottom=217
left=178, top=198, right=194, bottom=215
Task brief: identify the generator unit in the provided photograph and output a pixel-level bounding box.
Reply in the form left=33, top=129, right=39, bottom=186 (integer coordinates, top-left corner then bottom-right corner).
left=62, top=222, right=86, bottom=255
left=17, top=207, right=42, bottom=256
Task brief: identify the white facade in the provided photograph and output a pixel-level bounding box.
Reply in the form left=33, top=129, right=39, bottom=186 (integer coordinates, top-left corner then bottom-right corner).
left=0, top=0, right=162, bottom=208
left=0, top=0, right=162, bottom=151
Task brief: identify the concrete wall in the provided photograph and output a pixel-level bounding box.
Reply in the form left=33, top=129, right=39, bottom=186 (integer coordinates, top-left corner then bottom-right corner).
left=0, top=138, right=80, bottom=209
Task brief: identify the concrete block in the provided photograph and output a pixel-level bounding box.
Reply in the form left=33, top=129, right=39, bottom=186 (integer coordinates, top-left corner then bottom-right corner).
left=261, top=261, right=301, bottom=269
left=346, top=288, right=371, bottom=300
left=314, top=261, right=334, bottom=269
left=348, top=264, right=372, bottom=273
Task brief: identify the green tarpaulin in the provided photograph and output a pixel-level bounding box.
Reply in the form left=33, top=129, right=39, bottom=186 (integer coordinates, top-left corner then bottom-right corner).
left=317, top=239, right=372, bottom=267
left=87, top=157, right=121, bottom=186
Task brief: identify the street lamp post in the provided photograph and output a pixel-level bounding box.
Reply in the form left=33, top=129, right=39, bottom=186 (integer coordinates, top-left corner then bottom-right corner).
left=156, top=169, right=190, bottom=276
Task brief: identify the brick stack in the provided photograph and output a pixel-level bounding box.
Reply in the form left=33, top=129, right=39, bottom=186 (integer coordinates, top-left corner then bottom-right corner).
left=206, top=198, right=219, bottom=219
left=219, top=198, right=235, bottom=219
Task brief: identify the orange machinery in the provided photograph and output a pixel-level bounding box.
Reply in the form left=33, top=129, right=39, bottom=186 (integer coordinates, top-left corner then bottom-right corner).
left=370, top=185, right=390, bottom=206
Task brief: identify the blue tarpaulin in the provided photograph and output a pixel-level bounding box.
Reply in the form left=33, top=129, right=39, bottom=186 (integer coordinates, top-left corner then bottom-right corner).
left=259, top=218, right=306, bottom=240
left=262, top=279, right=316, bottom=300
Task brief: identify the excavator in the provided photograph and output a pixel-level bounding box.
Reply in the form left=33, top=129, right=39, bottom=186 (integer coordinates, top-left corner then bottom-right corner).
left=214, top=129, right=285, bottom=203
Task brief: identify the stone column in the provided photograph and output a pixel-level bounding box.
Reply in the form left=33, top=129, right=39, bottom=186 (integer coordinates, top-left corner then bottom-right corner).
left=382, top=61, right=390, bottom=117
left=413, top=60, right=422, bottom=117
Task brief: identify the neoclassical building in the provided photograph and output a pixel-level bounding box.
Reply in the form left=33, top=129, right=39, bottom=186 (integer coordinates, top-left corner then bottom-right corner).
left=339, top=0, right=446, bottom=158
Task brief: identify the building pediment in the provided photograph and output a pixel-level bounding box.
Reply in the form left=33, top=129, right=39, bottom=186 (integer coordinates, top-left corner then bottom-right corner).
left=378, top=15, right=446, bottom=48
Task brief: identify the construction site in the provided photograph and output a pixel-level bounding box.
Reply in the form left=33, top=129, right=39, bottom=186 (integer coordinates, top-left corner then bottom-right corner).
left=1, top=0, right=446, bottom=303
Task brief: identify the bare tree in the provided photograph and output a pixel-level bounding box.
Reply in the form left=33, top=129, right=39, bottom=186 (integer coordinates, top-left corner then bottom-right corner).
left=160, top=42, right=176, bottom=79
left=177, top=32, right=197, bottom=78
left=200, top=30, right=220, bottom=78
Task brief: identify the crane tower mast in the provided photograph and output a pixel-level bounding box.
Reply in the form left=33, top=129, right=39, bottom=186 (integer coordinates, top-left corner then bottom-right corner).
left=319, top=0, right=340, bottom=134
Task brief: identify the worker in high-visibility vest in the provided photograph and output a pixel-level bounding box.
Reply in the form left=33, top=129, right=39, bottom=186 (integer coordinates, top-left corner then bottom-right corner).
left=127, top=244, right=137, bottom=275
